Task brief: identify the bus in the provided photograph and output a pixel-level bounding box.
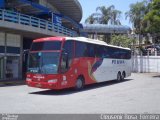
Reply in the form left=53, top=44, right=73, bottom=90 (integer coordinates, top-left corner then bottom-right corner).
left=26, top=37, right=131, bottom=90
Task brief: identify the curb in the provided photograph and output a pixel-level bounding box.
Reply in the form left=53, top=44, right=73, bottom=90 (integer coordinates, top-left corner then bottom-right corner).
left=0, top=80, right=25, bottom=86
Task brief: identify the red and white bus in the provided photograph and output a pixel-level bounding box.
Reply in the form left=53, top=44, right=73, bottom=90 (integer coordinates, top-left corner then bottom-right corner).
left=26, top=37, right=131, bottom=90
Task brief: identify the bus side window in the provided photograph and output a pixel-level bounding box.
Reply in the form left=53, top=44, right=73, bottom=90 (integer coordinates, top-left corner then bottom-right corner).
left=61, top=41, right=74, bottom=72
left=96, top=45, right=102, bottom=58
left=75, top=41, right=87, bottom=57
left=87, top=43, right=95, bottom=57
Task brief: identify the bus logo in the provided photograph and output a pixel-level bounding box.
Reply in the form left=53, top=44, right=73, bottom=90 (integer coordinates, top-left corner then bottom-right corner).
left=112, top=60, right=125, bottom=64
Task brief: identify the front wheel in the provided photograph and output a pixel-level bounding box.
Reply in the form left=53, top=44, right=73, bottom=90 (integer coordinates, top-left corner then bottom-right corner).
left=75, top=77, right=84, bottom=90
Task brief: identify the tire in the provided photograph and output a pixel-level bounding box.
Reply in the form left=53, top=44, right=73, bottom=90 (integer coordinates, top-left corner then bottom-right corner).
left=117, top=72, right=122, bottom=82
left=75, top=77, right=84, bottom=90
left=121, top=72, right=125, bottom=80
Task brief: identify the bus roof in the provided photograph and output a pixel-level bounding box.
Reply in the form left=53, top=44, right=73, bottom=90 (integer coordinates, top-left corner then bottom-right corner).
left=33, top=37, right=65, bottom=42
left=33, top=36, right=130, bottom=50
left=66, top=37, right=131, bottom=50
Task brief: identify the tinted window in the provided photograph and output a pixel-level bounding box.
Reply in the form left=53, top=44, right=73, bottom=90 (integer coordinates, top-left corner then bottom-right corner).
left=96, top=46, right=131, bottom=59
left=31, top=41, right=61, bottom=51
left=96, top=45, right=103, bottom=57
left=97, top=46, right=110, bottom=58
left=75, top=42, right=131, bottom=59
left=7, top=47, right=20, bottom=54
left=87, top=44, right=95, bottom=57
left=108, top=47, right=131, bottom=59
left=28, top=52, right=60, bottom=74
left=63, top=40, right=74, bottom=65
left=75, top=41, right=87, bottom=57
left=60, top=41, right=74, bottom=73
left=0, top=46, right=5, bottom=53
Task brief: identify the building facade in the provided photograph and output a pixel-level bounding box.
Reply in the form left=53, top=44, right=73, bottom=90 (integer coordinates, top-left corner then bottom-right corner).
left=0, top=0, right=82, bottom=81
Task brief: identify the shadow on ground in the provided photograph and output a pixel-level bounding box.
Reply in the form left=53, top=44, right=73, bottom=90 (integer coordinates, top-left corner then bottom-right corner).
left=29, top=79, right=133, bottom=96
left=152, top=75, right=160, bottom=78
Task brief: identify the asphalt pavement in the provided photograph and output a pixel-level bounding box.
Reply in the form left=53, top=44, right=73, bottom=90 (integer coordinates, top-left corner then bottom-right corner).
left=0, top=73, right=160, bottom=114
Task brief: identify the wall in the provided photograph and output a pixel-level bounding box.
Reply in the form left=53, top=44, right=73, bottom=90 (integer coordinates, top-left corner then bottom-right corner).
left=0, top=0, right=5, bottom=8
left=0, top=32, right=22, bottom=80
left=39, top=0, right=59, bottom=13
left=132, top=56, right=160, bottom=73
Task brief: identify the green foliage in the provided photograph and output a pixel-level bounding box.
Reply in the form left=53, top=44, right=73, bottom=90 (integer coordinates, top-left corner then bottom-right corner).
left=85, top=5, right=122, bottom=25
left=85, top=14, right=95, bottom=24
left=110, top=35, right=134, bottom=48
left=96, top=5, right=122, bottom=25
left=144, top=0, right=160, bottom=33
left=125, top=0, right=149, bottom=34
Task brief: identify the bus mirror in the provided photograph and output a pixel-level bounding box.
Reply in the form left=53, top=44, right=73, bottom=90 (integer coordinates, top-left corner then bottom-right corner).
left=23, top=49, right=29, bottom=62
left=62, top=52, right=68, bottom=58
left=23, top=49, right=29, bottom=54
left=62, top=52, right=69, bottom=69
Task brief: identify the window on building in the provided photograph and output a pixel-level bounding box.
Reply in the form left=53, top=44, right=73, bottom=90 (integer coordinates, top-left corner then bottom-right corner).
left=6, top=56, right=19, bottom=79
left=0, top=32, right=5, bottom=53
left=0, top=56, right=4, bottom=79
left=6, top=33, right=21, bottom=54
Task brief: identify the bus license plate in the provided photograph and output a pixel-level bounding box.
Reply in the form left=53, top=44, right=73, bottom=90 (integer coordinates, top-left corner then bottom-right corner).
left=36, top=84, right=42, bottom=87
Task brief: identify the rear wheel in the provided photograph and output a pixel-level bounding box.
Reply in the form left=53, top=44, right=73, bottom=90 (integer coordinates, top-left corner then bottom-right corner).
left=117, top=72, right=121, bottom=82
left=75, top=77, right=84, bottom=90
left=121, top=71, right=126, bottom=80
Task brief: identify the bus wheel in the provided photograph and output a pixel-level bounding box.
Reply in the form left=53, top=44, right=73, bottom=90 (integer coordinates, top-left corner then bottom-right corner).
left=75, top=77, right=84, bottom=90
left=117, top=72, right=121, bottom=82
left=121, top=71, right=126, bottom=80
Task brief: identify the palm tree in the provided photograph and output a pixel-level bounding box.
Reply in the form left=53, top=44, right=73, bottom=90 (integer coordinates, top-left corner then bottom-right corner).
left=125, top=0, right=148, bottom=34
left=96, top=5, right=113, bottom=24
left=85, top=5, right=122, bottom=42
left=95, top=5, right=122, bottom=42
left=125, top=0, right=150, bottom=54
left=110, top=9, right=122, bottom=25
left=96, top=5, right=122, bottom=25
left=85, top=14, right=95, bottom=24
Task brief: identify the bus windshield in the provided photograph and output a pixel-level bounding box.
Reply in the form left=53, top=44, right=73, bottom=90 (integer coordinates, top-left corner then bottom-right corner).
left=31, top=41, right=62, bottom=51
left=28, top=52, right=60, bottom=74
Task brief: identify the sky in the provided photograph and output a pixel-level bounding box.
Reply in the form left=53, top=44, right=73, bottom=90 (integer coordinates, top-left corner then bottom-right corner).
left=78, top=0, right=144, bottom=28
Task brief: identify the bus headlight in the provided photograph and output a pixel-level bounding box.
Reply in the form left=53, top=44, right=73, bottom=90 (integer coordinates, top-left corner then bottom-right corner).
left=48, top=79, right=57, bottom=83
left=26, top=78, right=32, bottom=81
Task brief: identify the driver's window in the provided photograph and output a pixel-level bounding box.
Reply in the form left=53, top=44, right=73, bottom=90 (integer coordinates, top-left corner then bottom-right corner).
left=61, top=40, right=74, bottom=73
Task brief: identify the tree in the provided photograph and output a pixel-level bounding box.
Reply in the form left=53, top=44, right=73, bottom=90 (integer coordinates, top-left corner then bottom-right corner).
left=110, top=9, right=122, bottom=25
left=85, top=5, right=122, bottom=43
left=85, top=5, right=122, bottom=25
left=110, top=35, right=135, bottom=48
left=96, top=5, right=122, bottom=42
left=125, top=0, right=148, bottom=34
left=96, top=5, right=122, bottom=25
left=144, top=0, right=160, bottom=34
left=85, top=14, right=95, bottom=24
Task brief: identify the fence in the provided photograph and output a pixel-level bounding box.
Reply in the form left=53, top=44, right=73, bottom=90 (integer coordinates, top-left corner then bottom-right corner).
left=132, top=54, right=160, bottom=73
left=0, top=9, right=77, bottom=37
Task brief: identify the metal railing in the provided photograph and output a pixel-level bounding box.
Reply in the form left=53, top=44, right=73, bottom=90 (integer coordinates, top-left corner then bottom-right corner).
left=133, top=50, right=160, bottom=56
left=0, top=9, right=78, bottom=37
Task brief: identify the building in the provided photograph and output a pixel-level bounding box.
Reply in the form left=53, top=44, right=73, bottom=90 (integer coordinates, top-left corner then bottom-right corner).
left=82, top=24, right=131, bottom=41
left=0, top=0, right=82, bottom=82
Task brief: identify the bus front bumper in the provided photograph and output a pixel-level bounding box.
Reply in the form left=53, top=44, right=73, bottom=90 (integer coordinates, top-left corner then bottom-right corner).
left=26, top=80, right=59, bottom=90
